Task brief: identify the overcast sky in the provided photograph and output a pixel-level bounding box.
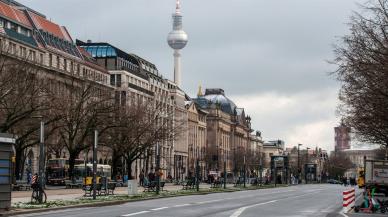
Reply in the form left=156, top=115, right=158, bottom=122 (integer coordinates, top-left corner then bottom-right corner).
left=19, top=0, right=364, bottom=151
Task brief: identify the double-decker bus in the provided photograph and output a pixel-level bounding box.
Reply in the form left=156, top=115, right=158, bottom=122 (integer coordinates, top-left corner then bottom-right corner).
left=46, top=158, right=83, bottom=185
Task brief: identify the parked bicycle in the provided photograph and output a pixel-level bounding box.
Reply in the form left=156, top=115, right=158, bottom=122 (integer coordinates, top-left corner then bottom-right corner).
left=30, top=174, right=47, bottom=204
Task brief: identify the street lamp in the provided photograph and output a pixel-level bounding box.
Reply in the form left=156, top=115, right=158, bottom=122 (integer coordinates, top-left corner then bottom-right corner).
left=156, top=143, right=161, bottom=195
left=32, top=115, right=45, bottom=203
left=93, top=130, right=98, bottom=200
left=305, top=147, right=310, bottom=184
left=298, top=144, right=302, bottom=184
left=243, top=155, right=246, bottom=188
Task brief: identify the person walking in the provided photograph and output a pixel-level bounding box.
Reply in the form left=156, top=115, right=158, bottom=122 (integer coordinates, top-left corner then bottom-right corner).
left=139, top=170, right=145, bottom=186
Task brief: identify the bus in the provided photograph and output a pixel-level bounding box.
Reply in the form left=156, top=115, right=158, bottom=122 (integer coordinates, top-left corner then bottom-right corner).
left=74, top=164, right=111, bottom=185
left=46, top=158, right=83, bottom=185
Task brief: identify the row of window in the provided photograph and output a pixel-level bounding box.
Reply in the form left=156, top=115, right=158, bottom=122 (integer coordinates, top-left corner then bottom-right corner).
left=0, top=18, right=31, bottom=37
left=1, top=36, right=108, bottom=86
left=48, top=53, right=108, bottom=85
left=2, top=40, right=44, bottom=64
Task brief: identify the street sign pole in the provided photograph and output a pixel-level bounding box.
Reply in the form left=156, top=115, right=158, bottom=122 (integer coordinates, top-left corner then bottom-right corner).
left=93, top=130, right=98, bottom=200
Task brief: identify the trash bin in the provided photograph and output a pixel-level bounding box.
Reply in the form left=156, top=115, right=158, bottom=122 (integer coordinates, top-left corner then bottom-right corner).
left=127, top=180, right=138, bottom=195
left=0, top=133, right=15, bottom=211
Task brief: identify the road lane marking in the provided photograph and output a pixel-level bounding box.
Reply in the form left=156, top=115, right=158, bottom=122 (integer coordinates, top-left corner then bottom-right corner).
left=230, top=200, right=278, bottom=217
left=150, top=207, right=169, bottom=211
left=122, top=211, right=150, bottom=216
left=174, top=203, right=190, bottom=207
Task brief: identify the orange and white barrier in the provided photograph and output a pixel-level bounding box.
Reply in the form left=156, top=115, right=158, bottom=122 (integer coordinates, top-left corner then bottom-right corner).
left=343, top=188, right=356, bottom=213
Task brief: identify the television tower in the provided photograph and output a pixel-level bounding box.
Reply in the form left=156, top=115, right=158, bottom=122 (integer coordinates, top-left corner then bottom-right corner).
left=167, top=0, right=188, bottom=87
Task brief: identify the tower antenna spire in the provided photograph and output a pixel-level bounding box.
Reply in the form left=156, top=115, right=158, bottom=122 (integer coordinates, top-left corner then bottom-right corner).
left=176, top=0, right=181, bottom=14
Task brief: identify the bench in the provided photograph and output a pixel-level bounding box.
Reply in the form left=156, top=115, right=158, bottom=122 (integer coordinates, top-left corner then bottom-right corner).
left=182, top=180, right=195, bottom=190
left=83, top=184, right=102, bottom=197
left=107, top=182, right=116, bottom=195
left=211, top=180, right=222, bottom=188
left=13, top=180, right=31, bottom=191
left=143, top=181, right=156, bottom=192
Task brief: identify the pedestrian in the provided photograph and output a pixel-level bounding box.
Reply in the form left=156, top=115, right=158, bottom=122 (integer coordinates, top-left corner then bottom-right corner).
left=31, top=173, right=39, bottom=189
left=139, top=170, right=145, bottom=186
left=27, top=171, right=32, bottom=184
left=148, top=170, right=155, bottom=182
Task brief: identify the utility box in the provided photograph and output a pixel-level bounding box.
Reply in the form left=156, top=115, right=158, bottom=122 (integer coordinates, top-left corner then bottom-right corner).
left=0, top=133, right=15, bottom=211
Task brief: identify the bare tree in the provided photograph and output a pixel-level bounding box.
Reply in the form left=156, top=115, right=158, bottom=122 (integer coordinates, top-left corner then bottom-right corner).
left=106, top=99, right=183, bottom=180
left=50, top=77, right=113, bottom=179
left=0, top=45, right=61, bottom=179
left=333, top=0, right=388, bottom=156
left=326, top=154, right=353, bottom=179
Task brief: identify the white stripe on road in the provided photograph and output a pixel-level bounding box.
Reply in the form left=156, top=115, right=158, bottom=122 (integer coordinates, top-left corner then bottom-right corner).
left=230, top=200, right=278, bottom=217
left=174, top=203, right=190, bottom=207
left=122, top=211, right=150, bottom=216
left=150, top=207, right=169, bottom=211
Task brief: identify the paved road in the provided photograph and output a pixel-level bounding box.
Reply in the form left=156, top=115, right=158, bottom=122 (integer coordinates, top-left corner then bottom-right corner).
left=14, top=184, right=352, bottom=217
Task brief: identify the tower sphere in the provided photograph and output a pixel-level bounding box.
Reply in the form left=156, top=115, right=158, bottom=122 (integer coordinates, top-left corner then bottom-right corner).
left=167, top=30, right=188, bottom=50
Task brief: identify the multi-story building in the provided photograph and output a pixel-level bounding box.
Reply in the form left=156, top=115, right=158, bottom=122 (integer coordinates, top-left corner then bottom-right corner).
left=194, top=88, right=251, bottom=176
left=0, top=0, right=112, bottom=179
left=342, top=149, right=377, bottom=178
left=262, top=140, right=285, bottom=169
left=186, top=100, right=208, bottom=179
left=76, top=40, right=179, bottom=180
left=248, top=131, right=264, bottom=176
left=335, top=122, right=351, bottom=152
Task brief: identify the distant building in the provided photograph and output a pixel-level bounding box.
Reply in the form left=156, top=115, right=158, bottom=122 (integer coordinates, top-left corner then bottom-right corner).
left=342, top=149, right=377, bottom=178
left=335, top=122, right=351, bottom=151
left=263, top=140, right=285, bottom=169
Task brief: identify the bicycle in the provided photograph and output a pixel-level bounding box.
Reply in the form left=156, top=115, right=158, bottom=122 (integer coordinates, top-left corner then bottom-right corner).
left=31, top=184, right=47, bottom=204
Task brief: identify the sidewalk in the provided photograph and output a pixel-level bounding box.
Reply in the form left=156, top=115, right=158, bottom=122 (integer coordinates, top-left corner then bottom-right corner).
left=11, top=183, right=217, bottom=204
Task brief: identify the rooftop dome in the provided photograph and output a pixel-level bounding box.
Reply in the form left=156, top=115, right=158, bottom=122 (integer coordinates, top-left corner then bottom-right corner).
left=195, top=88, right=237, bottom=114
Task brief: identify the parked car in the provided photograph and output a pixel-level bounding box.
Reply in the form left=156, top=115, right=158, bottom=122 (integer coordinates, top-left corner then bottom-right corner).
left=327, top=179, right=342, bottom=184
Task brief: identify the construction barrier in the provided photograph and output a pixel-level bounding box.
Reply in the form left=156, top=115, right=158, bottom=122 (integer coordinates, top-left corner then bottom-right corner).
left=343, top=188, right=356, bottom=213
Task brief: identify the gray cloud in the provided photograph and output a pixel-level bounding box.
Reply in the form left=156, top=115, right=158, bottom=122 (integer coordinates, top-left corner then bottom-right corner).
left=17, top=0, right=363, bottom=150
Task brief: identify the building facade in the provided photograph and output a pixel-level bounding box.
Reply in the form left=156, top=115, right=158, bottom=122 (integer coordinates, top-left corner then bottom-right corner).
left=0, top=0, right=112, bottom=179
left=194, top=88, right=252, bottom=176
left=186, top=100, right=208, bottom=179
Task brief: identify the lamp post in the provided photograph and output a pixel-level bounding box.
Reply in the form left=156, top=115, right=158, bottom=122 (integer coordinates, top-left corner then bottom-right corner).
left=32, top=116, right=45, bottom=203
left=156, top=143, right=160, bottom=195
left=243, top=155, right=246, bottom=188
left=93, top=130, right=98, bottom=200
left=305, top=147, right=310, bottom=184
left=298, top=144, right=302, bottom=184
left=223, top=150, right=227, bottom=189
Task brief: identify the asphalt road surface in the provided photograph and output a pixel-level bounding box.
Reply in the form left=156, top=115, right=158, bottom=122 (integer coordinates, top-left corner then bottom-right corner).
left=14, top=184, right=351, bottom=217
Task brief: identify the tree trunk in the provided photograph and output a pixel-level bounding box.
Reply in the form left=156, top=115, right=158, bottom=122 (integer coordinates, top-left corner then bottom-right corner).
left=126, top=158, right=133, bottom=180
left=14, top=147, right=24, bottom=180
left=111, top=150, right=121, bottom=180
left=68, top=152, right=78, bottom=181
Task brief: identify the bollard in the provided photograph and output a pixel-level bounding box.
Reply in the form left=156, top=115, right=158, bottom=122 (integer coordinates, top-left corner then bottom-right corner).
left=343, top=188, right=355, bottom=213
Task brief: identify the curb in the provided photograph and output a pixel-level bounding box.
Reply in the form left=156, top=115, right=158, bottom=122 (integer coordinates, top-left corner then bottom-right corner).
left=2, top=185, right=288, bottom=216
